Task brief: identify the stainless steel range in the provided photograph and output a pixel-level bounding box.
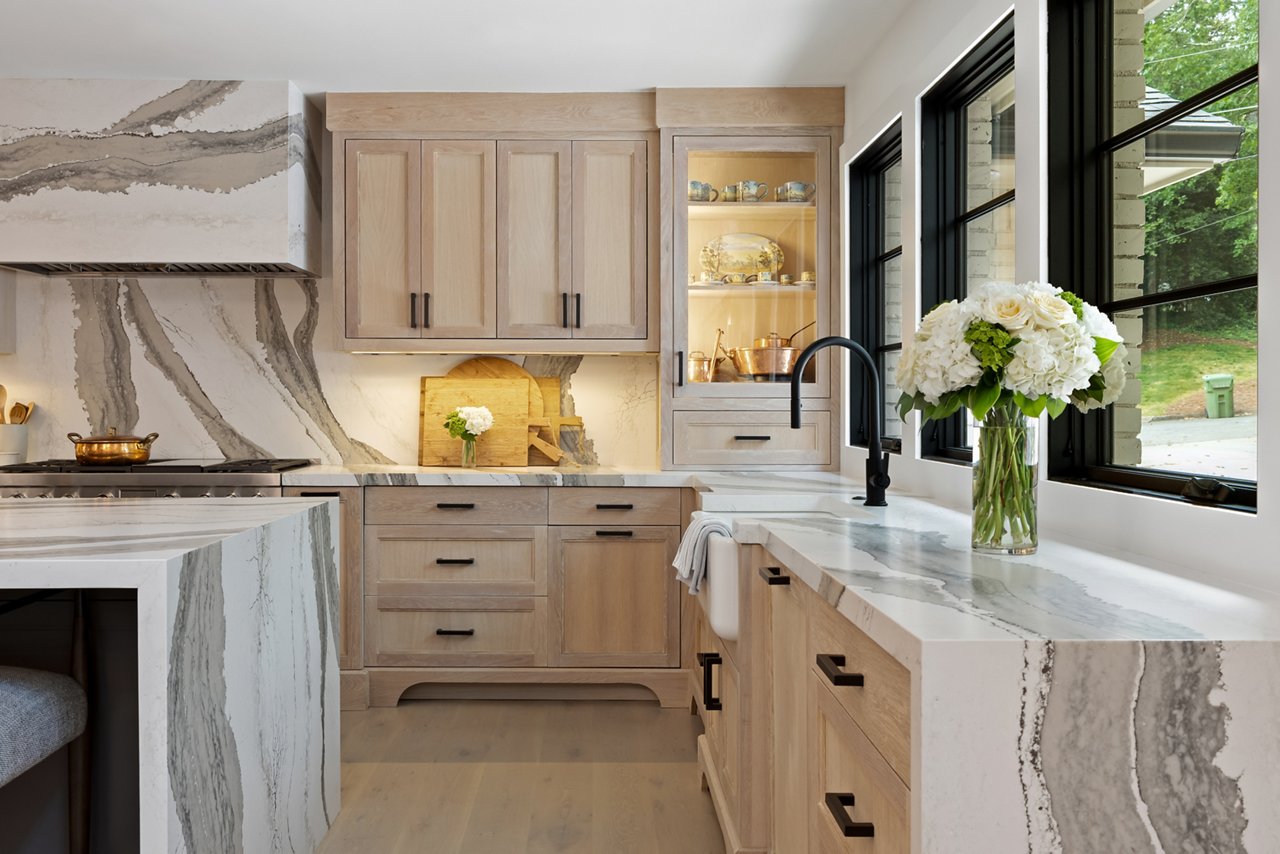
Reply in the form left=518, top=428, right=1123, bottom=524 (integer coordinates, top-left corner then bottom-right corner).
left=0, top=458, right=313, bottom=499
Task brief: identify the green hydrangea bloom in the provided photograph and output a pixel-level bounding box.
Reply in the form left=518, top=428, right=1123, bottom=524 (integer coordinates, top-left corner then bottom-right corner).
left=964, top=320, right=1017, bottom=370
left=1059, top=290, right=1086, bottom=320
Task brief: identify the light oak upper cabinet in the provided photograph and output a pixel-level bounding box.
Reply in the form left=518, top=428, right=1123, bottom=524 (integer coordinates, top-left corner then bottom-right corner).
left=497, top=140, right=648, bottom=340
left=497, top=141, right=573, bottom=339
left=422, top=141, right=497, bottom=338
left=345, top=140, right=421, bottom=338
left=573, top=140, right=647, bottom=339
left=345, top=140, right=497, bottom=339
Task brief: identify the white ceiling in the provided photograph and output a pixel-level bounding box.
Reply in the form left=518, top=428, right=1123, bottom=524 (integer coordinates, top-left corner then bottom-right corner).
left=0, top=0, right=907, bottom=96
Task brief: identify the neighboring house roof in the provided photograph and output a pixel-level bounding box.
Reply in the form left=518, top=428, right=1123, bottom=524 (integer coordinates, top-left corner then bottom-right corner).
left=1137, top=86, right=1246, bottom=194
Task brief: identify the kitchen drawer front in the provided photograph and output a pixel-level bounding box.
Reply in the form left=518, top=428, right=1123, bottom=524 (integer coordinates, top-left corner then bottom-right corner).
left=809, top=600, right=911, bottom=786
left=672, top=410, right=830, bottom=466
left=811, top=679, right=909, bottom=854
left=364, top=595, right=547, bottom=667
left=365, top=525, right=547, bottom=596
left=365, top=486, right=548, bottom=526
left=548, top=487, right=682, bottom=526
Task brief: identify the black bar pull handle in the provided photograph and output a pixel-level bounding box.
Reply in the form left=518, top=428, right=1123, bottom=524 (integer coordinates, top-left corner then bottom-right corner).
left=595, top=530, right=634, bottom=538
left=561, top=292, right=570, bottom=328
left=435, top=628, right=475, bottom=637
left=677, top=351, right=685, bottom=387
left=574, top=293, right=582, bottom=328
left=817, top=653, right=865, bottom=687
left=423, top=292, right=431, bottom=328
left=696, top=651, right=723, bottom=711
left=595, top=503, right=634, bottom=510
left=824, top=793, right=875, bottom=838
left=436, top=502, right=476, bottom=510
left=298, top=491, right=340, bottom=497
left=435, top=558, right=476, bottom=566
left=759, top=566, right=791, bottom=586
left=410, top=293, right=419, bottom=329
left=734, top=435, right=773, bottom=442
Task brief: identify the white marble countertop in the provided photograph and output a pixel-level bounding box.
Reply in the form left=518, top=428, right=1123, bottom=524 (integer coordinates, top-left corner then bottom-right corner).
left=724, top=495, right=1280, bottom=669
left=0, top=497, right=333, bottom=564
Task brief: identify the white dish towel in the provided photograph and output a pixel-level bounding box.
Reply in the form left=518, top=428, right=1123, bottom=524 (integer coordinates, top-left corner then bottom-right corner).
left=673, top=511, right=733, bottom=594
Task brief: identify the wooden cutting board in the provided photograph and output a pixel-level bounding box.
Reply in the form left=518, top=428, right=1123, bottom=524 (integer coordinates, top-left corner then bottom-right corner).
left=419, top=377, right=531, bottom=466
left=447, top=357, right=544, bottom=419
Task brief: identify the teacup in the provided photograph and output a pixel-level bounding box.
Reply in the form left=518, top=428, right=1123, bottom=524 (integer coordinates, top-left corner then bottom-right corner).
left=777, top=181, right=817, bottom=203
left=779, top=274, right=794, bottom=286
left=754, top=271, right=775, bottom=283
left=724, top=273, right=749, bottom=284
left=720, top=184, right=740, bottom=202
left=738, top=180, right=769, bottom=202
left=800, top=270, right=816, bottom=283
left=700, top=271, right=720, bottom=283
left=688, top=180, right=718, bottom=202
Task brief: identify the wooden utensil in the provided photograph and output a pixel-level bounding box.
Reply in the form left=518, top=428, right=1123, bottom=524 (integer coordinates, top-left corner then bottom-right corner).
left=8, top=403, right=28, bottom=425
left=419, top=377, right=532, bottom=466
left=19, top=403, right=33, bottom=425
left=0, top=385, right=7, bottom=424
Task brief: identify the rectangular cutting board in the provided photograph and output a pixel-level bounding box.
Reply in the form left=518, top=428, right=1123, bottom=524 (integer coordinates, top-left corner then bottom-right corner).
left=419, top=377, right=531, bottom=466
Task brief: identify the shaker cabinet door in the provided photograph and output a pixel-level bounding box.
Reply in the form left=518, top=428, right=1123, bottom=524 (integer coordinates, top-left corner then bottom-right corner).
left=345, top=140, right=422, bottom=338
left=422, top=141, right=497, bottom=338
left=497, top=141, right=573, bottom=339
left=572, top=140, right=647, bottom=339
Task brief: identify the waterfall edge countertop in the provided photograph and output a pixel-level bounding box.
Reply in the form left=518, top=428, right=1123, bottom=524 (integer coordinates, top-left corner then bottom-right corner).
left=718, top=495, right=1280, bottom=852
left=0, top=498, right=341, bottom=854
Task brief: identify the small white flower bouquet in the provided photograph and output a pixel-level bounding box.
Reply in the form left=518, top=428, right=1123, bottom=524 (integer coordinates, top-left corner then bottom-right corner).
left=444, top=406, right=494, bottom=441
left=896, top=281, right=1127, bottom=555
left=896, top=281, right=1127, bottom=423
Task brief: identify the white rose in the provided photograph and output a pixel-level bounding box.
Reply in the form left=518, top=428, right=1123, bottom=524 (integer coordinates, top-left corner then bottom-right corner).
left=1025, top=290, right=1077, bottom=329
left=971, top=282, right=1033, bottom=331
left=1005, top=323, right=1101, bottom=401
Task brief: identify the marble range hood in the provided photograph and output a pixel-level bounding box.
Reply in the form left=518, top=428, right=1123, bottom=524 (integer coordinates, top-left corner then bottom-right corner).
left=0, top=79, right=320, bottom=277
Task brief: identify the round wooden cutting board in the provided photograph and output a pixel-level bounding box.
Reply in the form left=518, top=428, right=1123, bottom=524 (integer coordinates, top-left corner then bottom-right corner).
left=447, top=357, right=543, bottom=417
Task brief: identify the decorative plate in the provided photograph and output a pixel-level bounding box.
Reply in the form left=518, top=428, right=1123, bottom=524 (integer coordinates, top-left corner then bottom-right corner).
left=699, top=233, right=784, bottom=277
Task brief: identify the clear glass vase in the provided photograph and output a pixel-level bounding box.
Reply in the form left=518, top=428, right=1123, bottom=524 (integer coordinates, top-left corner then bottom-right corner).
left=972, top=406, right=1038, bottom=555
left=460, top=437, right=477, bottom=468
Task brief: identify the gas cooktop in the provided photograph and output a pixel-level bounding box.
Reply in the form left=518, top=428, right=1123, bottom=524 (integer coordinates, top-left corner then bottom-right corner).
left=0, top=458, right=314, bottom=474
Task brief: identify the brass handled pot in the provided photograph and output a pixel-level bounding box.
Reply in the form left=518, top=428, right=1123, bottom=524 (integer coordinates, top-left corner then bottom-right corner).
left=67, top=428, right=160, bottom=465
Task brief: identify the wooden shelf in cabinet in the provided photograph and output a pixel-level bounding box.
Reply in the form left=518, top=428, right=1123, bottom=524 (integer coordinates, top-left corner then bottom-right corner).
left=688, top=283, right=817, bottom=295
left=687, top=201, right=816, bottom=220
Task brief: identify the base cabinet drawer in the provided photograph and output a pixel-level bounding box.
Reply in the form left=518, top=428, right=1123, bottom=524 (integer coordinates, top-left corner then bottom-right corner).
left=365, top=486, right=548, bottom=526
left=810, top=600, right=912, bottom=785
left=672, top=410, right=830, bottom=466
left=548, top=487, right=682, bottom=526
left=365, top=525, right=547, bottom=596
left=365, top=595, right=547, bottom=667
left=812, top=679, right=909, bottom=854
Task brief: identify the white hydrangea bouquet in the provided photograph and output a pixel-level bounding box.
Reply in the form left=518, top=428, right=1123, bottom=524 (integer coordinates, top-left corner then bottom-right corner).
left=896, top=281, right=1128, bottom=554
left=444, top=405, right=494, bottom=467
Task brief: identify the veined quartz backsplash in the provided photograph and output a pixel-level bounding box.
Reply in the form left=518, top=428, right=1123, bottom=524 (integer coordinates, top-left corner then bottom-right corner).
left=0, top=275, right=659, bottom=466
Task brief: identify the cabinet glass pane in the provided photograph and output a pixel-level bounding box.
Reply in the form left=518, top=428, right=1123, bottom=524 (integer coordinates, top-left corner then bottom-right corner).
left=685, top=149, right=820, bottom=386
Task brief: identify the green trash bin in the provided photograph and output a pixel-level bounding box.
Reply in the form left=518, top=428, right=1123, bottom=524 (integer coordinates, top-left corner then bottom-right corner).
left=1203, top=373, right=1235, bottom=418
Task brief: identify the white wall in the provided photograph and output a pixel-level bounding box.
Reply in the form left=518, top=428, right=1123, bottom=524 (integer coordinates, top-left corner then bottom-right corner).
left=838, top=0, right=1279, bottom=593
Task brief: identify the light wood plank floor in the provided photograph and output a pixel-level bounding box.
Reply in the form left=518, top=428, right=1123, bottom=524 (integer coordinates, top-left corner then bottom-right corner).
left=318, top=699, right=726, bottom=853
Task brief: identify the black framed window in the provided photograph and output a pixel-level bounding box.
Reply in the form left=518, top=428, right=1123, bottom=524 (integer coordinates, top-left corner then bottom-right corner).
left=920, top=15, right=1016, bottom=462
left=848, top=120, right=903, bottom=451
left=1048, top=0, right=1258, bottom=511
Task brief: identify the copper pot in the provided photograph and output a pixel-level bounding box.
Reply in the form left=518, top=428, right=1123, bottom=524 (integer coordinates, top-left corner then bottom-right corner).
left=67, top=428, right=160, bottom=465
left=726, top=344, right=802, bottom=379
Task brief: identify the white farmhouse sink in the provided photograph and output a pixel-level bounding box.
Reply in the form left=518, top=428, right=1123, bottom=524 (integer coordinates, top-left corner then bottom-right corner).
left=706, top=532, right=739, bottom=641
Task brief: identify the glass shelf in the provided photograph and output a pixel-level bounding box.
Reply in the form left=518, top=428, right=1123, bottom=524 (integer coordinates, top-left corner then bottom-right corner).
left=688, top=283, right=817, bottom=294
left=687, top=202, right=816, bottom=220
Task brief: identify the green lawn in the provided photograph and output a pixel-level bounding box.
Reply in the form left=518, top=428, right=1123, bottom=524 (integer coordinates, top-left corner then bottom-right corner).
left=1138, top=341, right=1257, bottom=416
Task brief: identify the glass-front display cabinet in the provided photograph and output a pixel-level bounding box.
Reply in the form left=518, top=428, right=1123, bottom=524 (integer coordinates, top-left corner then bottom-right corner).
left=673, top=135, right=832, bottom=401
left=665, top=133, right=834, bottom=471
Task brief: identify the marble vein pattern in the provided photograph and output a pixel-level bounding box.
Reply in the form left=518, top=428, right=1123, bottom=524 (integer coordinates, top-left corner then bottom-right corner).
left=0, top=275, right=659, bottom=467
left=0, top=498, right=340, bottom=853
left=0, top=80, right=319, bottom=270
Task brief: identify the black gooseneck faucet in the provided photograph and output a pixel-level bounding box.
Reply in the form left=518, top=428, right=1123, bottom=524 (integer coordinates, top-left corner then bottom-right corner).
left=790, top=336, right=891, bottom=506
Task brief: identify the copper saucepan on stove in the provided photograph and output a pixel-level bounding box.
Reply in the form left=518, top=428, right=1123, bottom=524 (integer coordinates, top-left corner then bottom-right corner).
left=67, top=427, right=160, bottom=465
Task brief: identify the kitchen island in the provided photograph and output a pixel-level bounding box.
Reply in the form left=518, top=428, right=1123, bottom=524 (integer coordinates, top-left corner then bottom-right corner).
left=0, top=498, right=340, bottom=853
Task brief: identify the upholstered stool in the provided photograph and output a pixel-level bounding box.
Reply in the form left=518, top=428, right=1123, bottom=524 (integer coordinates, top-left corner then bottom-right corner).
left=0, top=665, right=87, bottom=786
